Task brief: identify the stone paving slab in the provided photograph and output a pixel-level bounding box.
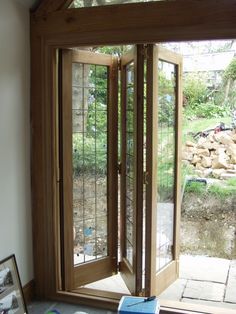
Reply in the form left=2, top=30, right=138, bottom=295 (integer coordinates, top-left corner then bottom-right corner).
left=158, top=279, right=187, bottom=301
left=85, top=273, right=130, bottom=294
left=225, top=260, right=236, bottom=303
left=180, top=255, right=230, bottom=283
left=182, top=298, right=236, bottom=310
left=183, top=280, right=225, bottom=302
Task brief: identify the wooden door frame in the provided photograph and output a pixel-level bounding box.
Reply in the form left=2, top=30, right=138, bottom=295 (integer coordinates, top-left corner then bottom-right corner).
left=31, top=0, right=236, bottom=312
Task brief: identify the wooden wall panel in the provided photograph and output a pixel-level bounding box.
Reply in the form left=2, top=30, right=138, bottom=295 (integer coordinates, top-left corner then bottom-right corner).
left=30, top=27, right=57, bottom=298
left=32, top=0, right=236, bottom=44
left=30, top=31, right=47, bottom=298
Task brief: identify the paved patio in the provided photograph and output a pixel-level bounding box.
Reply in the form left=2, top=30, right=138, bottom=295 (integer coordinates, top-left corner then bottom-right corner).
left=159, top=255, right=236, bottom=310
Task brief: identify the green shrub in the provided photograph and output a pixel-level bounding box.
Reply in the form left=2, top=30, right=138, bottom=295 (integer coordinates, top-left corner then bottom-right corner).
left=73, top=133, right=107, bottom=175
left=158, top=71, right=175, bottom=125
left=224, top=57, right=236, bottom=81
left=185, top=181, right=206, bottom=195
left=184, top=101, right=227, bottom=119
left=184, top=74, right=208, bottom=110
left=183, top=73, right=229, bottom=119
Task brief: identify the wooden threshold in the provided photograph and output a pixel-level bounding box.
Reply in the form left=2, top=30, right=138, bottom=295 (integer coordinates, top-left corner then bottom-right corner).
left=22, top=281, right=236, bottom=313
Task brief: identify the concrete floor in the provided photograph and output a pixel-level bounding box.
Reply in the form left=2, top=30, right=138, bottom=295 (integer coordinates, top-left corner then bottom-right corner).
left=28, top=255, right=236, bottom=313
left=27, top=301, right=116, bottom=314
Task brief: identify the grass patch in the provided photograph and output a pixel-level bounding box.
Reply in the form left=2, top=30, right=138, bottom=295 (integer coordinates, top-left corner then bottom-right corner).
left=184, top=180, right=236, bottom=200
left=185, top=181, right=206, bottom=195
left=182, top=116, right=231, bottom=143
left=207, top=184, right=235, bottom=199
left=226, top=177, right=236, bottom=187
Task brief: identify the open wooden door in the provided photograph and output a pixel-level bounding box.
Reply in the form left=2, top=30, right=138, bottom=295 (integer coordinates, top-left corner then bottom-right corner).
left=61, top=49, right=119, bottom=291
left=145, top=45, right=183, bottom=296
left=119, top=46, right=144, bottom=295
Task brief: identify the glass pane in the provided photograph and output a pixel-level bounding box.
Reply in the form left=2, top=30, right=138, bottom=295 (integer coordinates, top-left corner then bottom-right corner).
left=125, top=62, right=135, bottom=267
left=72, top=87, right=83, bottom=110
left=126, top=239, right=133, bottom=266
left=156, top=60, right=176, bottom=272
left=127, top=87, right=134, bottom=110
left=127, top=132, right=134, bottom=157
left=72, top=63, right=83, bottom=86
left=126, top=154, right=134, bottom=178
left=87, top=65, right=96, bottom=87
left=72, top=63, right=109, bottom=265
left=126, top=110, right=134, bottom=132
left=70, top=0, right=166, bottom=9
left=72, top=110, right=85, bottom=133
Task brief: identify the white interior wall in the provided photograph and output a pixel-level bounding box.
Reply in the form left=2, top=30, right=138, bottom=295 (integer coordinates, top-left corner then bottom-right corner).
left=0, top=0, right=33, bottom=285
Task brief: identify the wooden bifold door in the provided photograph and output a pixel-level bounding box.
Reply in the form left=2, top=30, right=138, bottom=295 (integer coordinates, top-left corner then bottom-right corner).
left=60, top=45, right=182, bottom=297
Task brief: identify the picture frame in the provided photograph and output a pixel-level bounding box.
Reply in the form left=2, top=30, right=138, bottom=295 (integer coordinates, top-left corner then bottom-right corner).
left=0, top=255, right=27, bottom=314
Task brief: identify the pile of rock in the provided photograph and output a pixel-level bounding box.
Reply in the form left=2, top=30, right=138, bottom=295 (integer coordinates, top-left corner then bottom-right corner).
left=182, top=130, right=236, bottom=179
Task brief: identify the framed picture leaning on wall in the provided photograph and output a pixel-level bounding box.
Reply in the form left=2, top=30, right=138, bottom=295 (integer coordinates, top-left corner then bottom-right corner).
left=0, top=255, right=27, bottom=314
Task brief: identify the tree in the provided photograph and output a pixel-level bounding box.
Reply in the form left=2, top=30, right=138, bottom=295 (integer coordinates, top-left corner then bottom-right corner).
left=222, top=57, right=236, bottom=111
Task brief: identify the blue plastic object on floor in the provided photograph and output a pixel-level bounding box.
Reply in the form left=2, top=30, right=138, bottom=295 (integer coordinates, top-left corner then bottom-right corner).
left=118, top=296, right=160, bottom=314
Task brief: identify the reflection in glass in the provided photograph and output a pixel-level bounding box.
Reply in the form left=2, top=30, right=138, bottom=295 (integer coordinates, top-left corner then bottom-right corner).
left=70, top=0, right=165, bottom=9
left=72, top=63, right=109, bottom=265
left=156, top=60, right=176, bottom=272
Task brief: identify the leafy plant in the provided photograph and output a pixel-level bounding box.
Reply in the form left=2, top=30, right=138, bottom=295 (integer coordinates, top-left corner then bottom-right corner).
left=183, top=73, right=229, bottom=120
left=184, top=73, right=208, bottom=110
left=158, top=70, right=175, bottom=125
left=185, top=181, right=206, bottom=195
left=73, top=133, right=107, bottom=175
left=215, top=57, right=236, bottom=112
left=224, top=57, right=236, bottom=81
left=184, top=101, right=228, bottom=119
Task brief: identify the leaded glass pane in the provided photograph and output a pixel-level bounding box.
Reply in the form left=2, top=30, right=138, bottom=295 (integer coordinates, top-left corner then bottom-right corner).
left=72, top=63, right=109, bottom=266
left=125, top=62, right=135, bottom=267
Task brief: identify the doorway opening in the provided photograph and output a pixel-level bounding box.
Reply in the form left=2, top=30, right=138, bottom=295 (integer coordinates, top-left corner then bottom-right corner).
left=59, top=40, right=236, bottom=310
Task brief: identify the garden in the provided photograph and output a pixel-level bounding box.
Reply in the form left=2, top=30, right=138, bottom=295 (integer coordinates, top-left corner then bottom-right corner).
left=180, top=55, right=236, bottom=259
